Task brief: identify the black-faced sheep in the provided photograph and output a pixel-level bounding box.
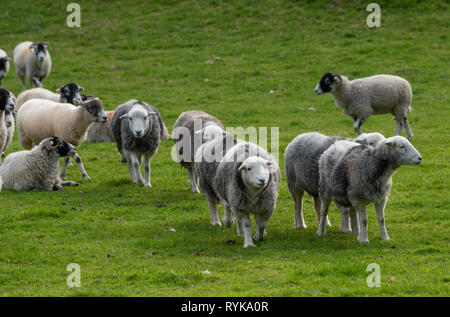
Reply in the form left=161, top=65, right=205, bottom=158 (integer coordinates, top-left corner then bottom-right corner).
left=0, top=49, right=11, bottom=87
left=14, top=41, right=51, bottom=90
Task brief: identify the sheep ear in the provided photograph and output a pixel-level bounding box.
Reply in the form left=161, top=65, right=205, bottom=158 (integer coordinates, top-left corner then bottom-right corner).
left=56, top=86, right=62, bottom=93
left=333, top=74, right=342, bottom=84
left=78, top=86, right=84, bottom=92
left=238, top=164, right=246, bottom=172
left=43, top=42, right=50, bottom=49
left=120, top=114, right=128, bottom=119
left=4, top=56, right=11, bottom=61
left=147, top=111, right=157, bottom=117
left=385, top=139, right=395, bottom=147
left=194, top=129, right=204, bottom=134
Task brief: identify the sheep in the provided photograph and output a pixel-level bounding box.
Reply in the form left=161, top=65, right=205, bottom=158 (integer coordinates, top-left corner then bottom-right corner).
left=211, top=142, right=281, bottom=248
left=285, top=132, right=386, bottom=232
left=318, top=136, right=422, bottom=242
left=13, top=41, right=51, bottom=90
left=172, top=110, right=224, bottom=193
left=0, top=49, right=11, bottom=87
left=111, top=99, right=167, bottom=187
left=315, top=72, right=414, bottom=138
left=0, top=88, right=16, bottom=164
left=15, top=83, right=84, bottom=110
left=0, top=136, right=79, bottom=191
left=194, top=131, right=239, bottom=226
left=87, top=110, right=115, bottom=143
left=1, top=110, right=15, bottom=160
left=16, top=97, right=107, bottom=179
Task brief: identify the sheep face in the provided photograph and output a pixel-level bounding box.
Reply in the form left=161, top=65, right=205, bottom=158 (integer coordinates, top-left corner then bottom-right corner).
left=0, top=88, right=15, bottom=111
left=384, top=136, right=422, bottom=165
left=4, top=111, right=12, bottom=128
left=238, top=156, right=272, bottom=190
left=355, top=132, right=386, bottom=147
left=81, top=98, right=107, bottom=123
left=44, top=136, right=76, bottom=157
left=0, top=57, right=11, bottom=79
left=315, top=72, right=341, bottom=94
left=30, top=43, right=49, bottom=63
left=121, top=105, right=157, bottom=138
left=57, top=83, right=84, bottom=105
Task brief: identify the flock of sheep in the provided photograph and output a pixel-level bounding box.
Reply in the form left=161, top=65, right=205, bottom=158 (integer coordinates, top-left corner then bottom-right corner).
left=0, top=41, right=423, bottom=246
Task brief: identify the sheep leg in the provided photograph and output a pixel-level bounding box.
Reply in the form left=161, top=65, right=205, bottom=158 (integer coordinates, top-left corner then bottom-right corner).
left=143, top=153, right=152, bottom=187
left=32, top=77, right=42, bottom=88
left=187, top=168, right=200, bottom=193
left=353, top=118, right=364, bottom=135
left=293, top=191, right=307, bottom=229
left=222, top=204, right=233, bottom=228
left=19, top=75, right=26, bottom=90
left=235, top=210, right=255, bottom=248
left=254, top=213, right=269, bottom=241
left=72, top=154, right=90, bottom=180
left=314, top=196, right=331, bottom=227
left=129, top=153, right=144, bottom=186
left=335, top=203, right=352, bottom=233
left=355, top=204, right=369, bottom=242
left=127, top=159, right=137, bottom=184
left=395, top=120, right=403, bottom=136
left=60, top=156, right=71, bottom=180
left=375, top=199, right=390, bottom=241
left=349, top=207, right=359, bottom=235
left=403, top=118, right=414, bottom=139
left=317, top=197, right=331, bottom=237
left=236, top=219, right=244, bottom=236
left=206, top=195, right=221, bottom=226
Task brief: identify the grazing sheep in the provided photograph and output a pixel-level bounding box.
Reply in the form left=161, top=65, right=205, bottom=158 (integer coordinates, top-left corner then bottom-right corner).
left=111, top=99, right=166, bottom=187
left=315, top=72, right=414, bottom=138
left=15, top=83, right=84, bottom=110
left=0, top=49, right=11, bottom=86
left=0, top=88, right=16, bottom=164
left=194, top=131, right=238, bottom=226
left=16, top=98, right=107, bottom=179
left=285, top=132, right=385, bottom=232
left=212, top=142, right=281, bottom=248
left=87, top=110, right=115, bottom=142
left=0, top=136, right=79, bottom=191
left=172, top=110, right=224, bottom=193
left=14, top=41, right=51, bottom=90
left=318, top=136, right=422, bottom=242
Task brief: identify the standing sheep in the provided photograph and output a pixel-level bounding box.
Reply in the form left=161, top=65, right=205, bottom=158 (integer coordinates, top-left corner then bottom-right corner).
left=0, top=136, right=79, bottom=191
left=0, top=49, right=11, bottom=86
left=87, top=110, right=115, bottom=142
left=212, top=142, right=281, bottom=248
left=318, top=136, right=422, bottom=242
left=315, top=72, right=414, bottom=138
left=285, top=132, right=385, bottom=232
left=172, top=110, right=224, bottom=193
left=15, top=83, right=84, bottom=110
left=0, top=88, right=16, bottom=164
left=111, top=100, right=167, bottom=187
left=16, top=98, right=107, bottom=179
left=13, top=41, right=51, bottom=90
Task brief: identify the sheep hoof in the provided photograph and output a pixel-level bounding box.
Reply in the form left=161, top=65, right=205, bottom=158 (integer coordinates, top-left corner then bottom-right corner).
left=144, top=182, right=152, bottom=187
left=210, top=220, right=222, bottom=226
left=222, top=218, right=233, bottom=228
left=358, top=238, right=370, bottom=243
left=317, top=230, right=326, bottom=237
left=341, top=228, right=352, bottom=234
left=243, top=242, right=256, bottom=248
left=191, top=187, right=200, bottom=193
left=382, top=236, right=390, bottom=241
left=295, top=224, right=307, bottom=230
left=82, top=174, right=90, bottom=180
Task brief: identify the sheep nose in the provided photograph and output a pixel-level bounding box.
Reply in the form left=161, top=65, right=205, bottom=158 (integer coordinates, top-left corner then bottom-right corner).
left=417, top=156, right=422, bottom=163
left=102, top=116, right=107, bottom=121
left=136, top=130, right=142, bottom=135
left=258, top=178, right=266, bottom=184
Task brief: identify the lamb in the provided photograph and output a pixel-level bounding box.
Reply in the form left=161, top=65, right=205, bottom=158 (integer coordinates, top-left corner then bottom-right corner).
left=15, top=83, right=84, bottom=110
left=211, top=142, right=281, bottom=248
left=194, top=130, right=238, bottom=226
left=285, top=132, right=385, bottom=232
left=315, top=72, right=414, bottom=138
left=0, top=88, right=16, bottom=164
left=16, top=97, right=107, bottom=179
left=318, top=136, right=422, bottom=242
left=87, top=110, right=115, bottom=142
left=0, top=49, right=11, bottom=86
left=172, top=110, right=224, bottom=193
left=0, top=136, right=79, bottom=191
left=13, top=41, right=51, bottom=90
left=111, top=99, right=167, bottom=187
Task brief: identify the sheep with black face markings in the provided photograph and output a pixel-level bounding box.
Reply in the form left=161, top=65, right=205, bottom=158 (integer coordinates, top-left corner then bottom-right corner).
left=15, top=83, right=84, bottom=110
left=0, top=49, right=11, bottom=87
left=14, top=41, right=51, bottom=90
left=315, top=72, right=414, bottom=138
left=318, top=136, right=422, bottom=242
left=0, top=88, right=15, bottom=164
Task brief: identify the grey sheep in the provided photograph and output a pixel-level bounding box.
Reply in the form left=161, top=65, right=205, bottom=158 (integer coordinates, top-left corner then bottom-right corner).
left=172, top=110, right=224, bottom=193
left=111, top=99, right=167, bottom=187
left=0, top=136, right=79, bottom=191
left=318, top=136, right=422, bottom=242
left=285, top=132, right=385, bottom=232
left=14, top=41, right=51, bottom=90
left=87, top=110, right=115, bottom=143
left=315, top=72, right=414, bottom=138
left=212, top=142, right=281, bottom=248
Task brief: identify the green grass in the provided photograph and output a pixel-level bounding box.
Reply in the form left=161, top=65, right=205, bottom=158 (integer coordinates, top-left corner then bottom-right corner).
left=0, top=0, right=449, bottom=296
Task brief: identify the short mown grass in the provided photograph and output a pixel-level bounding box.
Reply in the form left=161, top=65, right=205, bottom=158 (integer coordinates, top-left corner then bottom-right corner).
left=0, top=0, right=448, bottom=296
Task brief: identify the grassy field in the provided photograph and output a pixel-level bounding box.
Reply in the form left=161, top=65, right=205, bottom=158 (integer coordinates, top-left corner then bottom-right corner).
left=0, top=0, right=448, bottom=296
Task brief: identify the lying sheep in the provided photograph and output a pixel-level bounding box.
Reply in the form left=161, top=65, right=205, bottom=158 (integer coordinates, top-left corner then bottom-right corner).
left=212, top=142, right=281, bottom=248
left=14, top=41, right=51, bottom=90
left=318, top=136, right=422, bottom=242
left=0, top=49, right=11, bottom=86
left=87, top=110, right=115, bottom=142
left=0, top=88, right=16, bottom=164
left=0, top=136, right=79, bottom=191
left=285, top=132, right=385, bottom=232
left=17, top=98, right=107, bottom=179
left=315, top=72, right=414, bottom=138
left=172, top=110, right=224, bottom=193
left=194, top=131, right=238, bottom=226
left=15, top=83, right=84, bottom=110
left=111, top=100, right=166, bottom=187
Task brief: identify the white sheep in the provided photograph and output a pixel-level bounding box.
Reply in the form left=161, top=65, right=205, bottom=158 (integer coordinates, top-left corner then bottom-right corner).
left=15, top=83, right=84, bottom=110
left=13, top=41, right=51, bottom=90
left=0, top=136, right=79, bottom=191
left=0, top=49, right=11, bottom=87
left=318, top=136, right=422, bottom=242
left=315, top=72, right=414, bottom=138
left=0, top=88, right=16, bottom=164
left=16, top=98, right=107, bottom=179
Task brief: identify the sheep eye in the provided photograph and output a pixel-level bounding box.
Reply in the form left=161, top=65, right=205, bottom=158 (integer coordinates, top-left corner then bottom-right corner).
left=247, top=168, right=252, bottom=171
